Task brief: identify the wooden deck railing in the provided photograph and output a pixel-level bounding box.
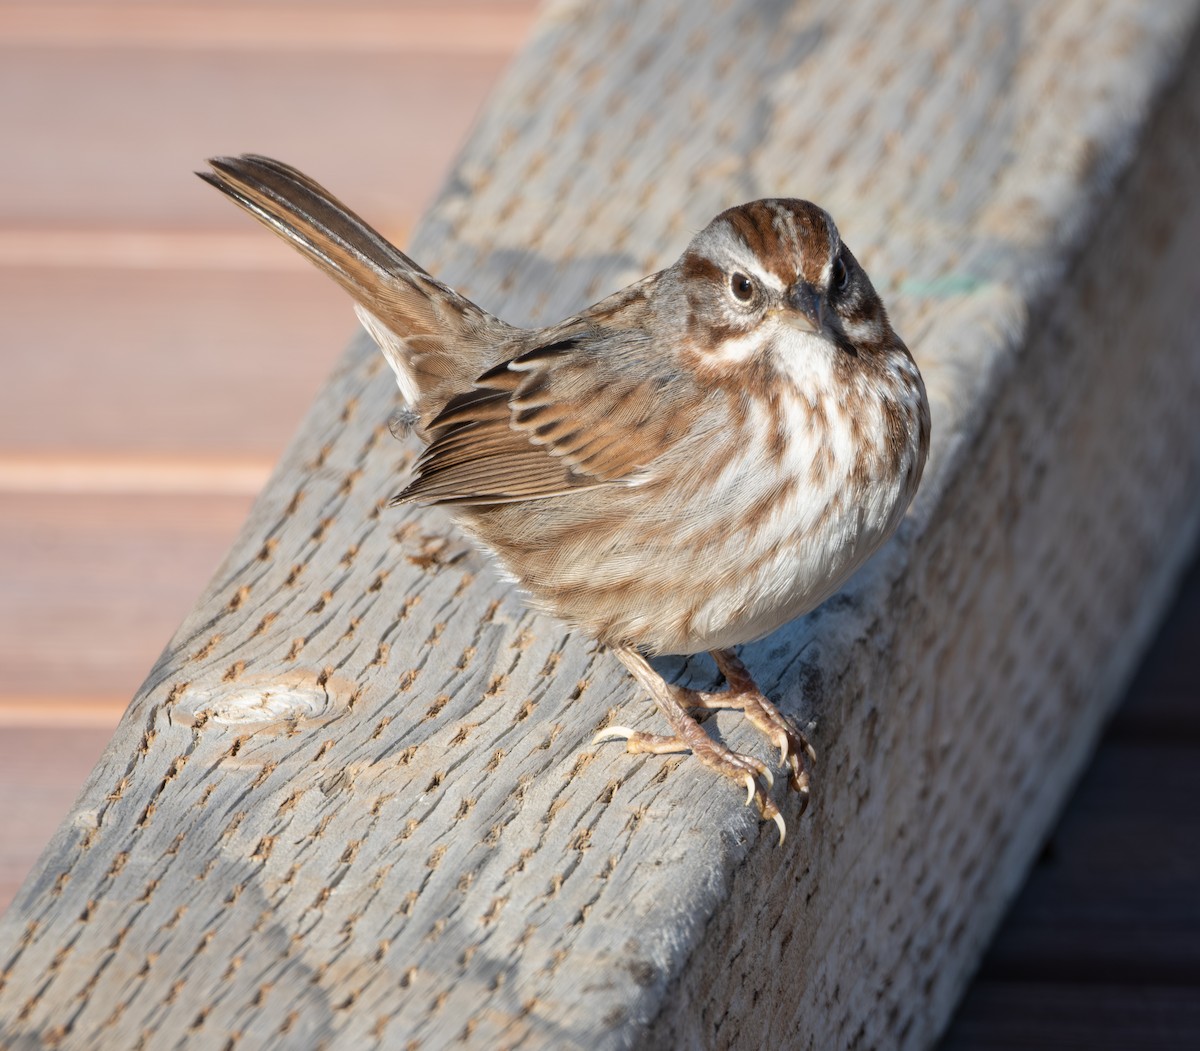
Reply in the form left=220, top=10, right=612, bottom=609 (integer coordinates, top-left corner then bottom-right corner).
left=2, top=1, right=1200, bottom=1047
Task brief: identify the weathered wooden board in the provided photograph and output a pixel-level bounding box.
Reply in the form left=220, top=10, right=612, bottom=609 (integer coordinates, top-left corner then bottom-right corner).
left=3, top=1, right=1200, bottom=1048
left=942, top=557, right=1200, bottom=1045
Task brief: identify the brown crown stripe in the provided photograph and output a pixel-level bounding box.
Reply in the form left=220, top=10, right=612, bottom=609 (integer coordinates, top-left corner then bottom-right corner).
left=717, top=199, right=835, bottom=287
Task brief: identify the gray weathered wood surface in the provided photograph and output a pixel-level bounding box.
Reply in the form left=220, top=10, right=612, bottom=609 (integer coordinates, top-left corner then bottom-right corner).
left=941, top=544, right=1200, bottom=1047
left=4, top=1, right=1200, bottom=1048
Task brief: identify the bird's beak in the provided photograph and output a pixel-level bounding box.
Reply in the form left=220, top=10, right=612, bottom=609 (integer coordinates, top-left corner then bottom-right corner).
left=787, top=282, right=825, bottom=334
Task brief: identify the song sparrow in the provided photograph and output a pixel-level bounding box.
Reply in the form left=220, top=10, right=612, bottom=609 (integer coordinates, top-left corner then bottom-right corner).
left=201, top=155, right=930, bottom=842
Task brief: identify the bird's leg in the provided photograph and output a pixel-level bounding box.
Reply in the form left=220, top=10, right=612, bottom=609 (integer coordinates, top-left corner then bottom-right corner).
left=595, top=646, right=786, bottom=842
left=695, top=648, right=815, bottom=806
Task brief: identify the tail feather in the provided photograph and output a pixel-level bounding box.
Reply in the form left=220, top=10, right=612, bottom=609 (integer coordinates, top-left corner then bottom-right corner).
left=199, top=154, right=511, bottom=415
left=201, top=154, right=419, bottom=299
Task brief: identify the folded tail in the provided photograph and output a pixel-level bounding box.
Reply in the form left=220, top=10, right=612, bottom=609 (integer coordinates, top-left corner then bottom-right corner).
left=199, top=154, right=512, bottom=416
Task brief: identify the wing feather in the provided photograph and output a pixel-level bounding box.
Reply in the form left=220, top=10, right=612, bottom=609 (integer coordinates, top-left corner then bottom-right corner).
left=396, top=331, right=694, bottom=506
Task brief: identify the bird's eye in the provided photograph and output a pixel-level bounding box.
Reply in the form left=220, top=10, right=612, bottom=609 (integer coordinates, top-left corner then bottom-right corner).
left=832, top=256, right=849, bottom=292
left=730, top=272, right=755, bottom=302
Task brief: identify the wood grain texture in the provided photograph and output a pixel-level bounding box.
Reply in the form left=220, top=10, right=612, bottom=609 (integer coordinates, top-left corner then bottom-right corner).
left=941, top=556, right=1200, bottom=1047
left=965, top=744, right=1200, bottom=983
left=3, top=1, right=1200, bottom=1048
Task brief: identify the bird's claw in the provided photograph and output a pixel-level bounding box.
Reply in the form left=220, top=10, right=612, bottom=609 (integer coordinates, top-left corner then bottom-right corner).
left=721, top=753, right=786, bottom=845
left=593, top=725, right=637, bottom=745
left=603, top=647, right=812, bottom=846
left=741, top=700, right=815, bottom=798
left=744, top=779, right=787, bottom=847
left=694, top=696, right=814, bottom=797
left=768, top=726, right=815, bottom=795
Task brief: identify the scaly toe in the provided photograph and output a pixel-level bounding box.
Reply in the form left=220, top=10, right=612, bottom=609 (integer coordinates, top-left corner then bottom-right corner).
left=593, top=726, right=690, bottom=756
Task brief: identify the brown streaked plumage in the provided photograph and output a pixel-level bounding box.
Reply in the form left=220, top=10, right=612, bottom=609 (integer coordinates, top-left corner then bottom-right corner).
left=200, top=154, right=930, bottom=843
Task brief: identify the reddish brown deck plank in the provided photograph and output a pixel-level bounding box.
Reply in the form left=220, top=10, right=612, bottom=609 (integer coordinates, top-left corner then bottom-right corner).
left=0, top=268, right=356, bottom=459
left=0, top=47, right=513, bottom=230
left=0, top=493, right=254, bottom=702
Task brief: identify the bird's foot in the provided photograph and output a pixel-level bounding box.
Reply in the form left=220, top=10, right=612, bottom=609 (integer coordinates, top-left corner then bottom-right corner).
left=696, top=649, right=815, bottom=808
left=602, top=649, right=792, bottom=843
left=593, top=711, right=785, bottom=841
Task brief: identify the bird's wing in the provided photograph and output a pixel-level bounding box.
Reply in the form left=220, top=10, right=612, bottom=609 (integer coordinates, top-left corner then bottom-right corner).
left=395, top=331, right=692, bottom=506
